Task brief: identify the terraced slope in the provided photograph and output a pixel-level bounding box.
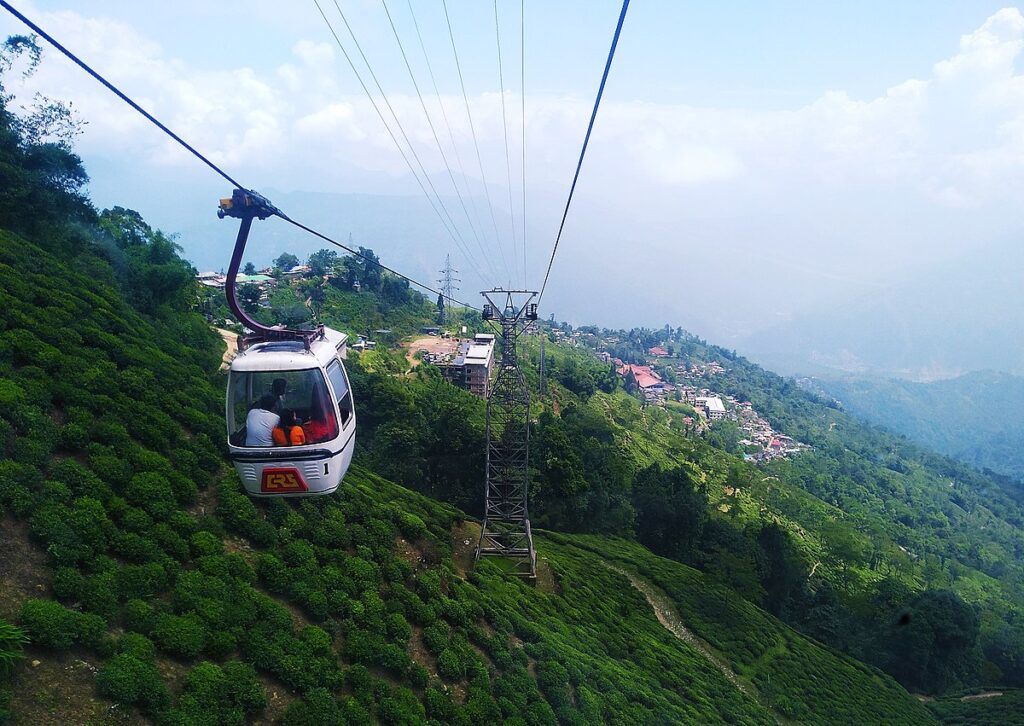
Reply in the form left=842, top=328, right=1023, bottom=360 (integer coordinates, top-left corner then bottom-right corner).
left=0, top=234, right=933, bottom=723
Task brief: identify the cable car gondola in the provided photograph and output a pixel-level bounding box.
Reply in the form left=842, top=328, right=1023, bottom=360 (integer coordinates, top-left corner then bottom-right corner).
left=219, top=190, right=356, bottom=496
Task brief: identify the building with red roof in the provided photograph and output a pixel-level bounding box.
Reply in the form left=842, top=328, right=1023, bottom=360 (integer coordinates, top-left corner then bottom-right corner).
left=617, top=364, right=664, bottom=390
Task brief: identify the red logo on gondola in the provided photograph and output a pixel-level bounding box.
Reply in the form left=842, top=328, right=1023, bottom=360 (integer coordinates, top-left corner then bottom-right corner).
left=261, top=468, right=309, bottom=493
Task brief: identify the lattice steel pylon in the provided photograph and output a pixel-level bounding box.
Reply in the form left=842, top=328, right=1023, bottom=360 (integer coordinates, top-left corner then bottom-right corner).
left=437, top=254, right=460, bottom=325
left=475, top=288, right=538, bottom=578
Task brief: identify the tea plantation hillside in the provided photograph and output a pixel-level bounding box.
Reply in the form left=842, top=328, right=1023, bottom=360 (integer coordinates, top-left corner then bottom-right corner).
left=0, top=233, right=935, bottom=724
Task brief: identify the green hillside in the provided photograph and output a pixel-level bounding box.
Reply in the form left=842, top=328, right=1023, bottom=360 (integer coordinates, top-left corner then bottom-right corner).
left=345, top=319, right=1024, bottom=699
left=0, top=235, right=937, bottom=723
left=0, top=35, right=1018, bottom=724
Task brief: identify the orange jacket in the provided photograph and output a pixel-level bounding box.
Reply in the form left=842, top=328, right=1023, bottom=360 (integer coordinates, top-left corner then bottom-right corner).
left=272, top=425, right=306, bottom=446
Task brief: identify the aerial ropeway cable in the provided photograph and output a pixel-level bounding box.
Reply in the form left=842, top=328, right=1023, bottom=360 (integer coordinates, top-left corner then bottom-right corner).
left=442, top=0, right=514, bottom=286
left=0, top=0, right=481, bottom=311
left=0, top=0, right=489, bottom=500
left=405, top=0, right=490, bottom=281
left=494, top=0, right=521, bottom=287
left=378, top=0, right=497, bottom=282
left=520, top=0, right=528, bottom=286
left=315, top=0, right=489, bottom=285
left=537, top=0, right=631, bottom=305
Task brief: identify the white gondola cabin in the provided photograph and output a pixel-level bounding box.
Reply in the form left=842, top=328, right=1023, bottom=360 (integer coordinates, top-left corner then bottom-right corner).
left=226, top=327, right=355, bottom=496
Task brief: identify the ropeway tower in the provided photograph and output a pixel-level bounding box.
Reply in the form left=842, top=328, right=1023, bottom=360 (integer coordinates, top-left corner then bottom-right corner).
left=475, top=288, right=538, bottom=578
left=437, top=254, right=460, bottom=325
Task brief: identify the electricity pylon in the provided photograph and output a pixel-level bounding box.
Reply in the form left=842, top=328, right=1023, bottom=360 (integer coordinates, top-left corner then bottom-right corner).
left=475, top=288, right=538, bottom=578
left=437, top=254, right=460, bottom=325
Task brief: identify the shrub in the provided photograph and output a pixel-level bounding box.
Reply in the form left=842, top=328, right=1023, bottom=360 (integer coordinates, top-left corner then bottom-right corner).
left=162, top=660, right=266, bottom=725
left=203, top=630, right=237, bottom=660
left=124, top=472, right=175, bottom=519
left=95, top=654, right=170, bottom=713
left=123, top=598, right=157, bottom=634
left=112, top=532, right=162, bottom=563
left=58, top=422, right=89, bottom=451
left=51, top=567, right=85, bottom=600
left=190, top=531, right=222, bottom=558
left=151, top=613, right=207, bottom=658
left=76, top=612, right=109, bottom=650
left=0, top=619, right=28, bottom=677
left=18, top=599, right=83, bottom=650
left=119, top=507, right=154, bottom=533
left=256, top=553, right=291, bottom=593
left=437, top=648, right=465, bottom=681
left=117, top=633, right=156, bottom=662
left=396, top=512, right=427, bottom=541
left=422, top=622, right=449, bottom=654
left=282, top=688, right=341, bottom=726
left=385, top=612, right=412, bottom=644
left=221, top=661, right=267, bottom=713
left=378, top=686, right=426, bottom=726
left=150, top=523, right=189, bottom=561
left=80, top=572, right=119, bottom=619
left=116, top=563, right=167, bottom=600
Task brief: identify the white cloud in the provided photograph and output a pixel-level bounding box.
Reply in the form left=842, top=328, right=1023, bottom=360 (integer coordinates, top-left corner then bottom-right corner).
left=4, top=3, right=1024, bottom=336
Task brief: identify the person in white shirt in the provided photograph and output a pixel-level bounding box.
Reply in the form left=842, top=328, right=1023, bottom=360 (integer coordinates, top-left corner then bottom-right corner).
left=245, top=395, right=280, bottom=447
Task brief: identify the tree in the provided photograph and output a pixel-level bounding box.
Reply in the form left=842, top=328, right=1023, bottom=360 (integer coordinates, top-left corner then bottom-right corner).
left=96, top=207, right=194, bottom=314
left=242, top=262, right=256, bottom=275
left=756, top=523, right=808, bottom=617
left=632, top=465, right=706, bottom=562
left=885, top=589, right=980, bottom=693
left=308, top=284, right=326, bottom=318
left=238, top=283, right=262, bottom=314
left=274, top=252, right=299, bottom=271
left=0, top=36, right=93, bottom=248
left=2, top=36, right=84, bottom=148
left=355, top=247, right=381, bottom=290
left=307, top=249, right=337, bottom=278
left=273, top=302, right=311, bottom=327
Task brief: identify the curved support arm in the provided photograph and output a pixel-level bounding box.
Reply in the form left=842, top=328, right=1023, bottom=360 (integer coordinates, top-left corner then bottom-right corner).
left=219, top=189, right=322, bottom=348
left=224, top=213, right=274, bottom=337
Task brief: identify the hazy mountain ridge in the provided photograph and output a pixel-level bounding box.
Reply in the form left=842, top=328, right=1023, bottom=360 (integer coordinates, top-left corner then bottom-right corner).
left=816, top=370, right=1024, bottom=482
left=736, top=235, right=1024, bottom=380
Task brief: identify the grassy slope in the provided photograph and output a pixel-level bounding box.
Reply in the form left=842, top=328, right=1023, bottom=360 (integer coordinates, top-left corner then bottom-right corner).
left=546, top=533, right=930, bottom=724
left=0, top=232, right=933, bottom=723
left=574, top=361, right=1024, bottom=644
left=925, top=688, right=1024, bottom=725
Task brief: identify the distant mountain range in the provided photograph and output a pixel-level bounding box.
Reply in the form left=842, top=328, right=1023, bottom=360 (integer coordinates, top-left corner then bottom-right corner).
left=814, top=370, right=1024, bottom=481
left=736, top=236, right=1024, bottom=380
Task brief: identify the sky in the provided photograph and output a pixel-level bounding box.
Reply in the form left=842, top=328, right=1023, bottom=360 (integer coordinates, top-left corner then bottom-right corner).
left=2, top=0, right=1023, bottom=349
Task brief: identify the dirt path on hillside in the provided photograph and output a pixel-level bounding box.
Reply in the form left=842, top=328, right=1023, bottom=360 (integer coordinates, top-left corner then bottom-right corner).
left=606, top=564, right=762, bottom=705
left=960, top=691, right=1004, bottom=701
left=216, top=328, right=238, bottom=370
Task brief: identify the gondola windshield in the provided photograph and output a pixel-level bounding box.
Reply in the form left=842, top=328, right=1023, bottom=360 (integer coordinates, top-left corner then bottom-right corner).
left=228, top=367, right=338, bottom=447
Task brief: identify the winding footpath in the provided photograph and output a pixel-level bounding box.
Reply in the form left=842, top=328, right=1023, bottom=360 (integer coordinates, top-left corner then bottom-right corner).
left=605, top=563, right=777, bottom=719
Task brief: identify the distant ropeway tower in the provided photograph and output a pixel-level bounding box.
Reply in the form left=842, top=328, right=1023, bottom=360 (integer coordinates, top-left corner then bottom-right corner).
left=437, top=254, right=460, bottom=325
left=475, top=288, right=538, bottom=578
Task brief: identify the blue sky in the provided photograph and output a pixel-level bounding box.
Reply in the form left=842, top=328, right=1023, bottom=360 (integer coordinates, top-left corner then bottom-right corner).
left=3, top=1, right=1024, bottom=343
left=20, top=0, right=1012, bottom=104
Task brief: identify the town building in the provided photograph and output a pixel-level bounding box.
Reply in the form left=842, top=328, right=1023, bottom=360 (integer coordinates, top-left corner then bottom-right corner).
left=445, top=333, right=496, bottom=397
left=196, top=271, right=225, bottom=288
left=697, top=396, right=726, bottom=420
left=617, top=364, right=665, bottom=393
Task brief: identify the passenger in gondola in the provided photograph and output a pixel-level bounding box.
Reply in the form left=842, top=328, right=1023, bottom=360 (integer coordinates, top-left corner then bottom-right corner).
left=271, top=378, right=288, bottom=412
left=272, top=409, right=306, bottom=446
left=303, top=390, right=339, bottom=444
left=245, top=395, right=280, bottom=447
